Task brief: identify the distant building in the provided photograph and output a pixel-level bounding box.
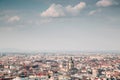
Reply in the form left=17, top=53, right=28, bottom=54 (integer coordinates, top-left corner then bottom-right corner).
left=68, top=57, right=74, bottom=70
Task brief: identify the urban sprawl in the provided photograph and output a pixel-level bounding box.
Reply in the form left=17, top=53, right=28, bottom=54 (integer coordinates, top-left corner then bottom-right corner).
left=0, top=52, right=120, bottom=80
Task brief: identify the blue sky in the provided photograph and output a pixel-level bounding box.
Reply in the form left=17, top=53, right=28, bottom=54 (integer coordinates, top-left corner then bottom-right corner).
left=0, top=0, right=120, bottom=52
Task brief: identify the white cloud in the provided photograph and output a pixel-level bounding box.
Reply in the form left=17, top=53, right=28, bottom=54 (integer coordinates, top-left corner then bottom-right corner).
left=41, top=4, right=65, bottom=17
left=41, top=2, right=86, bottom=17
left=88, top=9, right=102, bottom=15
left=66, top=2, right=86, bottom=16
left=8, top=16, right=20, bottom=22
left=96, top=0, right=118, bottom=7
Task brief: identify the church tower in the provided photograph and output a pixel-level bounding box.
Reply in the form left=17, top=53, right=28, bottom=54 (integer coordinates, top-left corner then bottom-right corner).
left=68, top=57, right=74, bottom=70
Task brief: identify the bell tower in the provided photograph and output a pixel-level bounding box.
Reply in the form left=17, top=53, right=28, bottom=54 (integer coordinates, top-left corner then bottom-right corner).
left=68, top=57, right=74, bottom=70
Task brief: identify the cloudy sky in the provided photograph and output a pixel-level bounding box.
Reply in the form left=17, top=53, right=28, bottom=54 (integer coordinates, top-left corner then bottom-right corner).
left=0, top=0, right=120, bottom=52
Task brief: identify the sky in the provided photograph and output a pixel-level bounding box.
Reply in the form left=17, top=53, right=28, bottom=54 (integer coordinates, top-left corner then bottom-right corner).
left=0, top=0, right=120, bottom=52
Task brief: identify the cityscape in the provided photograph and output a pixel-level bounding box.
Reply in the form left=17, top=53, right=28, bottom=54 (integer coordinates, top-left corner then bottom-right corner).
left=0, top=0, right=120, bottom=80
left=0, top=52, right=120, bottom=80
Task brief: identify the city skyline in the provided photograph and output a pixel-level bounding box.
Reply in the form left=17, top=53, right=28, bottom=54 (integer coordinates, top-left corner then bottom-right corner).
left=0, top=0, right=120, bottom=52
